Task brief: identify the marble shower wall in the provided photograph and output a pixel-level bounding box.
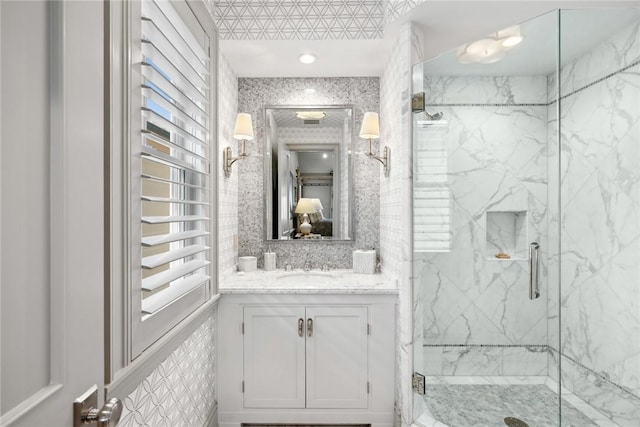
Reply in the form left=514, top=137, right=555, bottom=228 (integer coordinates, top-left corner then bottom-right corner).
left=237, top=77, right=379, bottom=269
left=555, top=15, right=640, bottom=425
left=417, top=75, right=550, bottom=376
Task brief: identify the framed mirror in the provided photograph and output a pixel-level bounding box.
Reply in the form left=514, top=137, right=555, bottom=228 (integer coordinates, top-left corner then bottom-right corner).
left=264, top=105, right=354, bottom=241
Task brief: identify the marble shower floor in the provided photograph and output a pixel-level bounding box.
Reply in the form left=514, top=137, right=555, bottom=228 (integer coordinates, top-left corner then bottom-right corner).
left=416, top=376, right=616, bottom=427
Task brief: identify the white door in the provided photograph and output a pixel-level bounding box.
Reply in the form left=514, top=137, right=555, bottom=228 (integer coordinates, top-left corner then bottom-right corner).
left=1, top=1, right=105, bottom=426
left=306, top=306, right=369, bottom=409
left=243, top=306, right=306, bottom=408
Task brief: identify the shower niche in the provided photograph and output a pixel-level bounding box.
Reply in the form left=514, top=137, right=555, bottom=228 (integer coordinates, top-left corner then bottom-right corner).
left=485, top=211, right=527, bottom=260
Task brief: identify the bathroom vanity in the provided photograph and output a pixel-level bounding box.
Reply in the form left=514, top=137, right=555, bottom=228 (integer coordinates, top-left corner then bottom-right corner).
left=217, top=270, right=397, bottom=427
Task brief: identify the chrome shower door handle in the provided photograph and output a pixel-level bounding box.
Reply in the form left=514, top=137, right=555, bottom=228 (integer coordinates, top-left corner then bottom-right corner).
left=298, top=318, right=304, bottom=337
left=529, top=242, right=540, bottom=300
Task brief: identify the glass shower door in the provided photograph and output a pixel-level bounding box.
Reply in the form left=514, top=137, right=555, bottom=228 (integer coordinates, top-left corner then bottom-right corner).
left=412, top=6, right=640, bottom=426
left=411, top=10, right=562, bottom=426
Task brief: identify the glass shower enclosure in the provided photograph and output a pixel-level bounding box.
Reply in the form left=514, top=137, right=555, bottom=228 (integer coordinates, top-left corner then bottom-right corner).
left=412, top=8, right=640, bottom=426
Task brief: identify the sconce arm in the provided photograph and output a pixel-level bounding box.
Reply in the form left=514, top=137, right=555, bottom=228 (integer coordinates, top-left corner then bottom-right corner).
left=223, top=140, right=249, bottom=178
left=365, top=140, right=390, bottom=177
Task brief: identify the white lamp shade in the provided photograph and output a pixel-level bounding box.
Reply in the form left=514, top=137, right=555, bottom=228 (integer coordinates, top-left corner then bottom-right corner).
left=311, top=198, right=323, bottom=211
left=295, top=198, right=316, bottom=214
left=359, top=112, right=380, bottom=139
left=233, top=113, right=254, bottom=141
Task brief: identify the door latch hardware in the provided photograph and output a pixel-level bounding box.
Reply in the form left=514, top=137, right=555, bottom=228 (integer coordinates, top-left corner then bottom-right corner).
left=74, top=385, right=123, bottom=427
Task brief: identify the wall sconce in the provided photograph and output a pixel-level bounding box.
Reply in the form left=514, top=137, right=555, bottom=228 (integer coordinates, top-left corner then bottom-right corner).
left=359, top=112, right=390, bottom=176
left=223, top=113, right=254, bottom=178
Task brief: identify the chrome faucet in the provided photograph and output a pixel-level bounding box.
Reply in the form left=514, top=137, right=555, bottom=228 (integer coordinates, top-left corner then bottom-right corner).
left=303, top=262, right=311, bottom=272
left=285, top=263, right=292, bottom=272
left=321, top=264, right=330, bottom=272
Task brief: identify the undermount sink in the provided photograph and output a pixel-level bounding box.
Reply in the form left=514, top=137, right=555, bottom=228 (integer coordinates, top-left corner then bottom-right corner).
left=275, top=271, right=338, bottom=284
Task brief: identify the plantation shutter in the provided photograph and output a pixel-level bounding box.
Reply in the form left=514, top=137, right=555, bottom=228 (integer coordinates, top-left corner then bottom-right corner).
left=139, top=0, right=211, bottom=317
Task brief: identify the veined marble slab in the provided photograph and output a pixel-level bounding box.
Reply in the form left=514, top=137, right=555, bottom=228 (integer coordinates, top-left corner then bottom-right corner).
left=219, top=269, right=398, bottom=294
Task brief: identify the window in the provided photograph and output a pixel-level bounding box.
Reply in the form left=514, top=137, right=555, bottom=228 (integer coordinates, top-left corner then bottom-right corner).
left=130, top=0, right=216, bottom=357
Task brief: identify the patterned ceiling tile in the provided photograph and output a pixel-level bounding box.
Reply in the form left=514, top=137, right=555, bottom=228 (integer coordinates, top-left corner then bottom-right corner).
left=385, top=0, right=427, bottom=23
left=214, top=0, right=385, bottom=40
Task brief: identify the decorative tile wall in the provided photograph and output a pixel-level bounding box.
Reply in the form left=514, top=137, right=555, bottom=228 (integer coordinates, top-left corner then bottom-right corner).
left=380, top=21, right=421, bottom=426
left=236, top=77, right=380, bottom=269
left=556, top=16, right=640, bottom=425
left=218, top=52, right=240, bottom=277
left=118, top=313, right=217, bottom=427
left=213, top=0, right=384, bottom=40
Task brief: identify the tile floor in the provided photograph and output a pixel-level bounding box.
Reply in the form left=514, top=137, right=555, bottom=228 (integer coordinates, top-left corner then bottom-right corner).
left=424, top=384, right=595, bottom=427
left=415, top=376, right=617, bottom=427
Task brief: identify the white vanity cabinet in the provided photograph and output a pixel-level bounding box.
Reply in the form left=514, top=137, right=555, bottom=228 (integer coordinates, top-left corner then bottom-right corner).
left=218, top=292, right=396, bottom=427
left=243, top=305, right=368, bottom=410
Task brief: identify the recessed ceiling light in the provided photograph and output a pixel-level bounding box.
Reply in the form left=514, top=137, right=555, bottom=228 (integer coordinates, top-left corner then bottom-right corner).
left=304, top=88, right=316, bottom=94
left=322, top=153, right=328, bottom=159
left=298, top=53, right=316, bottom=64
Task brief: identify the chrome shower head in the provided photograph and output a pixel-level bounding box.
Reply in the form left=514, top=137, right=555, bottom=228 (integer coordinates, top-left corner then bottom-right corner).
left=426, top=111, right=444, bottom=121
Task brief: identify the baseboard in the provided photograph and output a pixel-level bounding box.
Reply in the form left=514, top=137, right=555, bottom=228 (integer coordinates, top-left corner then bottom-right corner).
left=205, top=403, right=218, bottom=427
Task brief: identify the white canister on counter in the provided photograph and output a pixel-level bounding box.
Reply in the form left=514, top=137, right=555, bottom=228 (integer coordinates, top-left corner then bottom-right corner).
left=238, top=256, right=257, bottom=272
left=264, top=252, right=276, bottom=271
left=353, top=249, right=377, bottom=274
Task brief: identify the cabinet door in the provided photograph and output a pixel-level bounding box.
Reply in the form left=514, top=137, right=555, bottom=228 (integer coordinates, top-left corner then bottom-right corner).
left=306, top=306, right=369, bottom=409
left=243, top=306, right=306, bottom=408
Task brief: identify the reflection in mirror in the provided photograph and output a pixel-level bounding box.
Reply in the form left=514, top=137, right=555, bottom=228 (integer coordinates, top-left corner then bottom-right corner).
left=264, top=106, right=353, bottom=241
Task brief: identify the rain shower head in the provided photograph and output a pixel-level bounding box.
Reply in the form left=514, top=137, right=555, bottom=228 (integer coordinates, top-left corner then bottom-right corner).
left=417, top=110, right=447, bottom=128
left=425, top=111, right=444, bottom=121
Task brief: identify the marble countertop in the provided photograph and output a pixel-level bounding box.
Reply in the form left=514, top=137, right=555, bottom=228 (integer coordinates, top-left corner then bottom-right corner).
left=219, top=269, right=398, bottom=295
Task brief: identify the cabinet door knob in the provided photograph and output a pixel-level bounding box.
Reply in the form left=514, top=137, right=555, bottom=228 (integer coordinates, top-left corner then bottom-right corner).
left=298, top=318, right=304, bottom=337
left=307, top=318, right=313, bottom=337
